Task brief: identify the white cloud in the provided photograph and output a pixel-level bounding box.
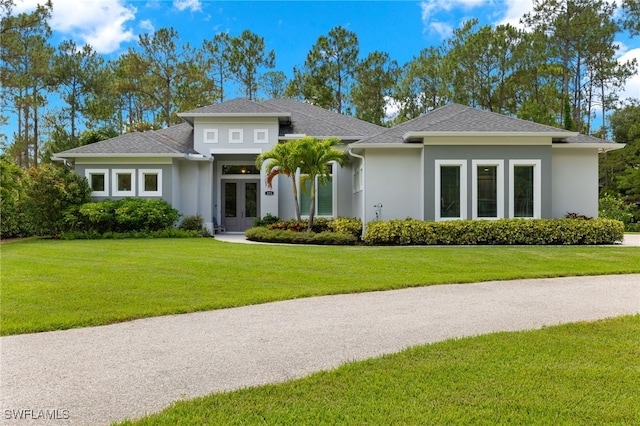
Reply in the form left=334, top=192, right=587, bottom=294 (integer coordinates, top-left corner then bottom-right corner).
left=139, top=19, right=155, bottom=33
left=430, top=22, right=454, bottom=39
left=496, top=0, right=534, bottom=29
left=13, top=0, right=137, bottom=54
left=173, top=0, right=202, bottom=12
left=618, top=48, right=640, bottom=101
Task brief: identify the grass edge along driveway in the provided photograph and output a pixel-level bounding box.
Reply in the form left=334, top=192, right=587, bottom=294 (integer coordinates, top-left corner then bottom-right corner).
left=118, top=315, right=640, bottom=425
left=2, top=238, right=640, bottom=335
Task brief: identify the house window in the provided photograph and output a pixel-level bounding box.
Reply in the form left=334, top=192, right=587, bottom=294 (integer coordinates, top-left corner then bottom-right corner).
left=254, top=129, right=268, bottom=144
left=138, top=169, right=162, bottom=197
left=112, top=169, right=136, bottom=197
left=85, top=169, right=109, bottom=197
left=300, top=163, right=335, bottom=217
left=435, top=160, right=467, bottom=221
left=472, top=160, right=504, bottom=219
left=229, top=129, right=243, bottom=143
left=509, top=160, right=541, bottom=218
left=204, top=129, right=218, bottom=144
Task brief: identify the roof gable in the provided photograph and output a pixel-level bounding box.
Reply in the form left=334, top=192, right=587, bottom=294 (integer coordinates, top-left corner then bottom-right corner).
left=262, top=98, right=385, bottom=138
left=54, top=122, right=196, bottom=157
left=352, top=104, right=616, bottom=146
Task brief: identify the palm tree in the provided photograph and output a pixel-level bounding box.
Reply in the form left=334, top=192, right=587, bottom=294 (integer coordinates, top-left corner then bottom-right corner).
left=297, top=137, right=348, bottom=230
left=255, top=141, right=303, bottom=223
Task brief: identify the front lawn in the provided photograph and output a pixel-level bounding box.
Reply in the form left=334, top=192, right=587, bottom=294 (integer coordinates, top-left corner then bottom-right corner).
left=119, top=315, right=640, bottom=425
left=1, top=239, right=639, bottom=335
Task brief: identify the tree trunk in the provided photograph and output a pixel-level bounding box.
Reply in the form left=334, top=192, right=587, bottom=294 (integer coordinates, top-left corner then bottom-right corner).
left=308, top=177, right=316, bottom=231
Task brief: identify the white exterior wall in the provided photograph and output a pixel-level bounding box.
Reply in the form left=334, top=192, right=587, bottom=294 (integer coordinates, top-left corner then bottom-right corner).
left=193, top=117, right=279, bottom=156
left=176, top=159, right=214, bottom=230
left=363, top=149, right=423, bottom=223
left=551, top=148, right=599, bottom=218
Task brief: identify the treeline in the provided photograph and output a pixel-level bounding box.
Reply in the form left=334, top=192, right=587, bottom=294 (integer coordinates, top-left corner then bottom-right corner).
left=1, top=0, right=639, bottom=170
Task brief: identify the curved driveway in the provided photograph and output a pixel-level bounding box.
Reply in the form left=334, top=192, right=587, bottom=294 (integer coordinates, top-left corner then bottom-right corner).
left=1, top=274, right=639, bottom=425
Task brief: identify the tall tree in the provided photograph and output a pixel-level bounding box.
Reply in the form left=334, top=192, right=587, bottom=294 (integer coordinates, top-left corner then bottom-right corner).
left=393, top=46, right=451, bottom=123
left=599, top=102, right=640, bottom=202
left=621, top=0, right=640, bottom=36
left=259, top=70, right=288, bottom=99
left=227, top=30, right=275, bottom=101
left=522, top=0, right=625, bottom=133
left=134, top=27, right=215, bottom=127
left=202, top=32, right=231, bottom=102
left=0, top=0, right=53, bottom=167
left=287, top=26, right=359, bottom=113
left=351, top=51, right=399, bottom=126
left=51, top=40, right=104, bottom=143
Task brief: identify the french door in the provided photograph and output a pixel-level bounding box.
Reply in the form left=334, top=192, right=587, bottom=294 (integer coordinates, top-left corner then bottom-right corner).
left=221, top=179, right=259, bottom=231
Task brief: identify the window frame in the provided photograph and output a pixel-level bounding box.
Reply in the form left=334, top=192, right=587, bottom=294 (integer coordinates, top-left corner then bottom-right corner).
left=254, top=129, right=268, bottom=144
left=85, top=169, right=109, bottom=197
left=472, top=160, right=504, bottom=220
left=112, top=169, right=136, bottom=197
left=138, top=169, right=163, bottom=197
left=435, top=160, right=467, bottom=221
left=229, top=129, right=243, bottom=144
left=203, top=129, right=218, bottom=144
left=509, top=160, right=541, bottom=219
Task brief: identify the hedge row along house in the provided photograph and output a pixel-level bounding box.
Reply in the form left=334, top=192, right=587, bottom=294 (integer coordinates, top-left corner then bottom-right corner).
left=53, top=98, right=624, bottom=233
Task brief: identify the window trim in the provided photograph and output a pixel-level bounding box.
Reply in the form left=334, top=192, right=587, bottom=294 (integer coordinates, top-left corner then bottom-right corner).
left=472, top=160, right=504, bottom=220
left=254, top=129, right=268, bottom=144
left=509, top=160, right=541, bottom=219
left=138, top=169, right=163, bottom=197
left=112, top=169, right=136, bottom=197
left=435, top=160, right=467, bottom=221
left=229, top=129, right=243, bottom=144
left=85, top=169, right=109, bottom=197
left=203, top=129, right=218, bottom=144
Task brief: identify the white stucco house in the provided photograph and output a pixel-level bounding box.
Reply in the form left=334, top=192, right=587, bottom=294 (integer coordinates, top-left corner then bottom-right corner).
left=53, top=98, right=624, bottom=233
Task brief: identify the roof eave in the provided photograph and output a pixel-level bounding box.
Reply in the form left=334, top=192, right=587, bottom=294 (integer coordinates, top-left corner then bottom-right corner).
left=403, top=131, right=578, bottom=141
left=52, top=153, right=186, bottom=159
left=553, top=143, right=626, bottom=152
left=348, top=142, right=423, bottom=149
left=178, top=112, right=291, bottom=120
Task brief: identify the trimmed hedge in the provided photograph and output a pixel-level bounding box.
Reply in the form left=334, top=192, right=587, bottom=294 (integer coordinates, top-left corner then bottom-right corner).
left=363, top=218, right=624, bottom=246
left=59, top=229, right=202, bottom=240
left=246, top=227, right=358, bottom=245
left=63, top=198, right=180, bottom=234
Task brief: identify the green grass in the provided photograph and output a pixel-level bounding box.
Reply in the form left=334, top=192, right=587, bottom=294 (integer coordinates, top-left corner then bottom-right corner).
left=118, top=315, right=640, bottom=425
left=2, top=238, right=639, bottom=335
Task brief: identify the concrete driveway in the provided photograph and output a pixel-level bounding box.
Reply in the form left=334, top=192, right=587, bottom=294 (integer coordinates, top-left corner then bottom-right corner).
left=1, top=274, right=638, bottom=425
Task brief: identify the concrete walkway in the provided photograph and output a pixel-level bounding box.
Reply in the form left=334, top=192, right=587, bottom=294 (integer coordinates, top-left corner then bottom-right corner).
left=1, top=275, right=638, bottom=425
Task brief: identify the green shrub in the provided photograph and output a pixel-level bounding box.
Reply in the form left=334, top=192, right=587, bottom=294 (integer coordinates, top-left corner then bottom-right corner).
left=23, top=163, right=92, bottom=236
left=599, top=193, right=639, bottom=231
left=179, top=215, right=205, bottom=232
left=246, top=227, right=357, bottom=245
left=254, top=213, right=281, bottom=227
left=363, top=219, right=624, bottom=245
left=329, top=217, right=363, bottom=238
left=59, top=229, right=201, bottom=240
left=62, top=198, right=180, bottom=234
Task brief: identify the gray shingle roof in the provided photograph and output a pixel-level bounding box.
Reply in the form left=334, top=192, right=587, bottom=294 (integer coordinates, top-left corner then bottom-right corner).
left=181, top=98, right=285, bottom=115
left=353, top=103, right=586, bottom=145
left=56, top=122, right=195, bottom=156
left=262, top=98, right=385, bottom=138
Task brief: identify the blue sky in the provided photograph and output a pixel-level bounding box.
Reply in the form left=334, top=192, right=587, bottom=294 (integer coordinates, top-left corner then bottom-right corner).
left=8, top=0, right=640, bottom=119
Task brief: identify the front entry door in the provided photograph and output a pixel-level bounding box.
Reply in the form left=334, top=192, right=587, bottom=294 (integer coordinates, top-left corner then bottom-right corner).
left=222, top=179, right=259, bottom=232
